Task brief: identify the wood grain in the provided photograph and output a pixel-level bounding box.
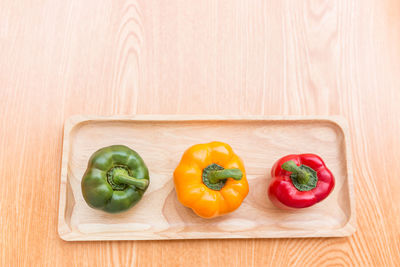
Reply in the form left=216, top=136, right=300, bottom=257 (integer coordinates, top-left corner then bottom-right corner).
left=59, top=115, right=354, bottom=240
left=1, top=0, right=399, bottom=266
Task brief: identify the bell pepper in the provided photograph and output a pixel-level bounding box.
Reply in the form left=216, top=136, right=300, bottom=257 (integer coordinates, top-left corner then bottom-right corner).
left=81, top=145, right=150, bottom=213
left=173, top=141, right=249, bottom=218
left=268, top=154, right=335, bottom=209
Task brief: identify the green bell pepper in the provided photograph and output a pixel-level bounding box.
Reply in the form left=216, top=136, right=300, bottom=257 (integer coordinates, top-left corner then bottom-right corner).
left=81, top=145, right=150, bottom=213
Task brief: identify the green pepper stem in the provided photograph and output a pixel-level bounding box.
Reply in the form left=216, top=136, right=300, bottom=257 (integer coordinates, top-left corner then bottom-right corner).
left=281, top=160, right=310, bottom=184
left=113, top=172, right=148, bottom=190
left=208, top=168, right=243, bottom=184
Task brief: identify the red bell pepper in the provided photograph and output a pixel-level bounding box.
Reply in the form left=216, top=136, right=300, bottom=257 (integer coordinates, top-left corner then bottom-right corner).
left=268, top=154, right=335, bottom=209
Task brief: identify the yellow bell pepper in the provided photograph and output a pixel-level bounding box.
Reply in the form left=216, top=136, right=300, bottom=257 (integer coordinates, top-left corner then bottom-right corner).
left=173, top=141, right=249, bottom=218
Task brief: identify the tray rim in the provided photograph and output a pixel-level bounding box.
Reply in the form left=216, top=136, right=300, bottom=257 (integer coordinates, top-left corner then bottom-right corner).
left=58, top=115, right=356, bottom=241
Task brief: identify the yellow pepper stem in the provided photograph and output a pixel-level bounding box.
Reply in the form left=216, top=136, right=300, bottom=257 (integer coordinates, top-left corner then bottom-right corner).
left=208, top=168, right=243, bottom=184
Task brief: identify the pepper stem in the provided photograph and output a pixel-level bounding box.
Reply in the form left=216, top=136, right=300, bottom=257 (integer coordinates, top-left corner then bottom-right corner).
left=281, top=160, right=310, bottom=184
left=208, top=168, right=243, bottom=184
left=113, top=169, right=148, bottom=190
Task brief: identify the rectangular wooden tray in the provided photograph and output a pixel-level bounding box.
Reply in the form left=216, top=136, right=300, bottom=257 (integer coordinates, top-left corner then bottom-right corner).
left=58, top=115, right=355, bottom=241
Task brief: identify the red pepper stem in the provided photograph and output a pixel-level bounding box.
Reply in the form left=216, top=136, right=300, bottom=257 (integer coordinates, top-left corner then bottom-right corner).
left=281, top=160, right=310, bottom=185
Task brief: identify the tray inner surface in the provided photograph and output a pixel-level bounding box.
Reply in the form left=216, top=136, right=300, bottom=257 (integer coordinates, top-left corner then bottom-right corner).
left=62, top=119, right=351, bottom=239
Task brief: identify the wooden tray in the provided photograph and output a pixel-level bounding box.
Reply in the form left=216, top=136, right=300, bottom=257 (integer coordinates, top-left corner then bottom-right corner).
left=58, top=115, right=355, bottom=241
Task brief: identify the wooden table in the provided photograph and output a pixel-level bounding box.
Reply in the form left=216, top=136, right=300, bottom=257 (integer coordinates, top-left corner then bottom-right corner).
left=1, top=0, right=399, bottom=266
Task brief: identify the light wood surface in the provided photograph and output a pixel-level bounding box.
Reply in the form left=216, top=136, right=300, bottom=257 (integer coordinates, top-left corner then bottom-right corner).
left=59, top=115, right=354, bottom=240
left=1, top=0, right=399, bottom=266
